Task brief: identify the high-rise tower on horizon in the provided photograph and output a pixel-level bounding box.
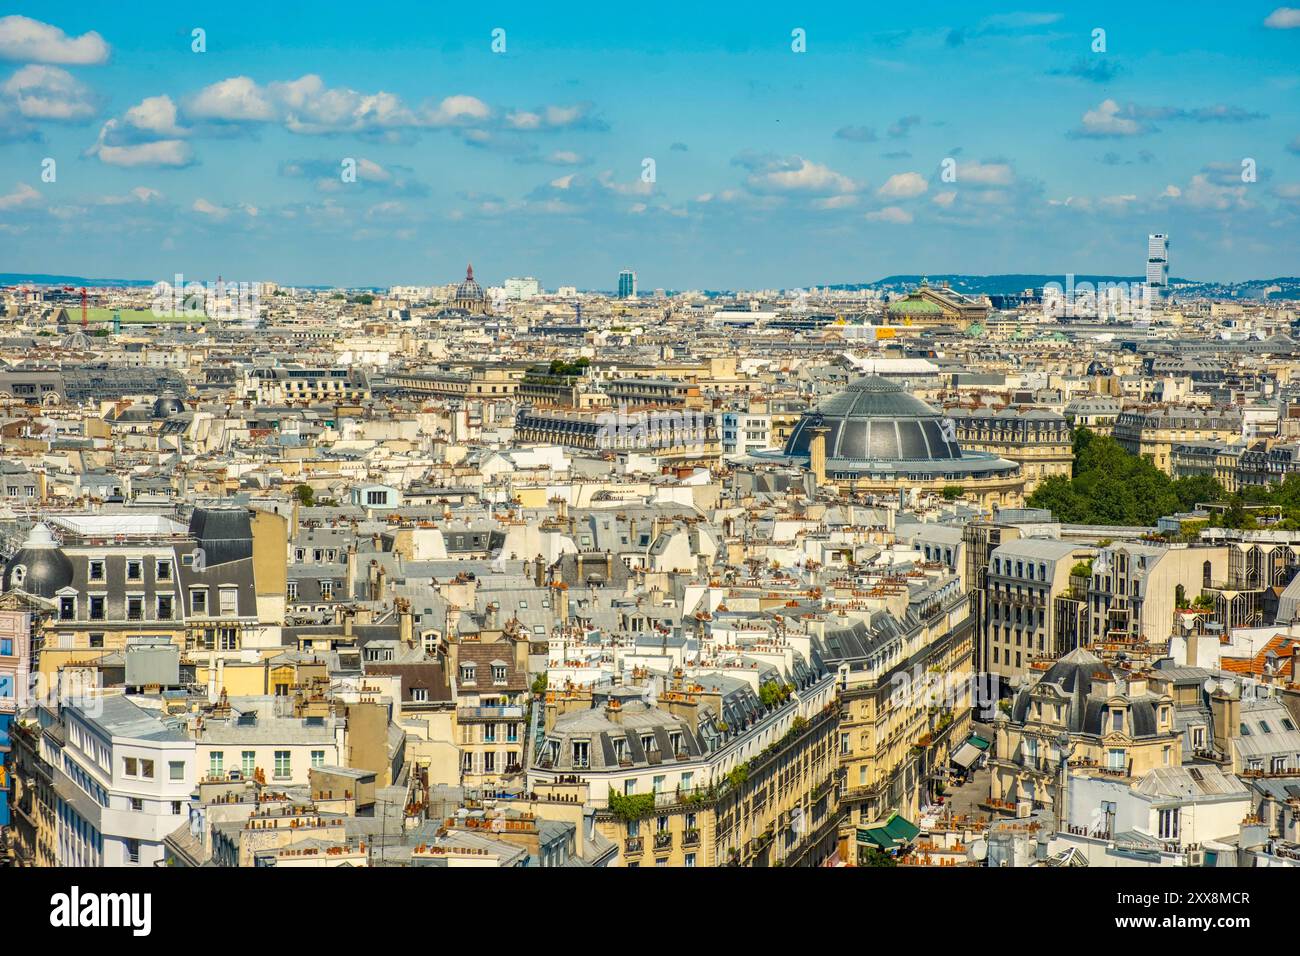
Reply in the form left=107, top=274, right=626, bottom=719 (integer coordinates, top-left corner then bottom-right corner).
left=1146, top=233, right=1169, bottom=298
left=617, top=269, right=637, bottom=299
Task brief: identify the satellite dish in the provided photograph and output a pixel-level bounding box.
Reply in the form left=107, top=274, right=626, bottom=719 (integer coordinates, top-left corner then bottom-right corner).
left=967, top=837, right=988, bottom=863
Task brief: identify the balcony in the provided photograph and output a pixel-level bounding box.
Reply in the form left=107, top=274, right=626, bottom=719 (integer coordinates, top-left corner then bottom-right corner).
left=457, top=705, right=524, bottom=721
left=654, top=831, right=673, bottom=852
left=624, top=837, right=644, bottom=856
left=682, top=829, right=700, bottom=848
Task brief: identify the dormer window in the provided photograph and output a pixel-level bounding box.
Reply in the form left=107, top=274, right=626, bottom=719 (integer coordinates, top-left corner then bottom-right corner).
left=460, top=664, right=477, bottom=685
left=492, top=664, right=507, bottom=684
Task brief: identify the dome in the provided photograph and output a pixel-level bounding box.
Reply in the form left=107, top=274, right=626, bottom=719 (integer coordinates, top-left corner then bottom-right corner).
left=3, top=522, right=73, bottom=598
left=152, top=391, right=185, bottom=418
left=783, top=375, right=963, bottom=462
left=454, top=263, right=486, bottom=303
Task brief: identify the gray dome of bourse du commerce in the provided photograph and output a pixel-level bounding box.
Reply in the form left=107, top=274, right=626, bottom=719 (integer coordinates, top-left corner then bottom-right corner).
left=772, top=375, right=1020, bottom=481
left=3, top=522, right=74, bottom=598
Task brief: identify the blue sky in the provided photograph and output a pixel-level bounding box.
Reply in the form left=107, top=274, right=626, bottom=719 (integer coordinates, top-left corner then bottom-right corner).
left=1, top=1, right=1299, bottom=289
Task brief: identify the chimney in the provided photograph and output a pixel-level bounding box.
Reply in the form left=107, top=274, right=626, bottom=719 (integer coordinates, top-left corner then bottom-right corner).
left=1210, top=684, right=1240, bottom=756
left=398, top=599, right=414, bottom=647
left=346, top=544, right=357, bottom=601
left=534, top=554, right=546, bottom=588
left=343, top=608, right=354, bottom=638
left=809, top=426, right=828, bottom=486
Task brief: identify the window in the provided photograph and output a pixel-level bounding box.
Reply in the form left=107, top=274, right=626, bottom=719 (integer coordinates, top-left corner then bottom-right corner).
left=156, top=560, right=172, bottom=580
left=191, top=590, right=207, bottom=615
left=1158, top=808, right=1180, bottom=841
left=274, top=751, right=291, bottom=779
left=684, top=853, right=696, bottom=867
left=320, top=581, right=334, bottom=600
left=311, top=750, right=325, bottom=768
left=157, top=595, right=173, bottom=620
left=286, top=582, right=298, bottom=601
left=141, top=759, right=154, bottom=779
left=127, top=596, right=143, bottom=621
left=366, top=490, right=388, bottom=505
left=484, top=751, right=496, bottom=773
left=492, top=664, right=507, bottom=684
left=129, top=797, right=143, bottom=812
left=123, top=757, right=138, bottom=777
left=169, top=761, right=185, bottom=781
left=60, top=596, right=75, bottom=620
left=460, top=664, right=476, bottom=684
left=412, top=688, right=428, bottom=702
left=572, top=741, right=589, bottom=768
left=242, top=751, right=256, bottom=777
left=172, top=801, right=183, bottom=815
left=89, top=596, right=105, bottom=620
left=219, top=588, right=238, bottom=616
left=484, top=724, right=497, bottom=743
left=209, top=751, right=224, bottom=778
left=89, top=560, right=105, bottom=581
left=126, top=839, right=140, bottom=864
left=126, top=560, right=142, bottom=581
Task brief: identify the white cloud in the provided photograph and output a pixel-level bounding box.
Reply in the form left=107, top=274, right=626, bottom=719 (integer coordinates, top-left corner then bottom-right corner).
left=124, top=95, right=186, bottom=136
left=192, top=198, right=229, bottom=220
left=932, top=190, right=957, bottom=207
left=2, top=64, right=96, bottom=121
left=187, top=76, right=277, bottom=122
left=1264, top=7, right=1300, bottom=28
left=744, top=156, right=859, bottom=196
left=877, top=171, right=928, bottom=199
left=956, top=161, right=1014, bottom=186
left=1074, top=98, right=1144, bottom=137
left=865, top=205, right=913, bottom=224
left=0, top=15, right=109, bottom=65
left=0, top=181, right=40, bottom=209
left=90, top=128, right=193, bottom=168
left=185, top=74, right=491, bottom=134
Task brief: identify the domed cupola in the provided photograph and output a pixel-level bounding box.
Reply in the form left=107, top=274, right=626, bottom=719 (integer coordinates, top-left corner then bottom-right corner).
left=152, top=391, right=186, bottom=418
left=452, top=263, right=489, bottom=314
left=3, top=522, right=74, bottom=598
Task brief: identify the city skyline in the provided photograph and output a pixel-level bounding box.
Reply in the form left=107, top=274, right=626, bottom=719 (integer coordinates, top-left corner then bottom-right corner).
left=1, top=4, right=1299, bottom=288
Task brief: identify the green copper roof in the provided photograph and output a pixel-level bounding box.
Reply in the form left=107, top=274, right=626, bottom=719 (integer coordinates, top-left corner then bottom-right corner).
left=888, top=297, right=944, bottom=314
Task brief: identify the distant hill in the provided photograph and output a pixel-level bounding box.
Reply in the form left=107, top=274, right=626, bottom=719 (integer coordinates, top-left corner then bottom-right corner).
left=0, top=273, right=155, bottom=288
left=835, top=274, right=1300, bottom=300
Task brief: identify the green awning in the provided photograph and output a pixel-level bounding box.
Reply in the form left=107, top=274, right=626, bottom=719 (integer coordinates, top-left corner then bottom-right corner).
left=969, top=734, right=991, bottom=751
left=856, top=812, right=920, bottom=849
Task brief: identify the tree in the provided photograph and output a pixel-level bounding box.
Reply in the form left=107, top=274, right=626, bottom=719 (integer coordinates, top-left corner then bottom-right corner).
left=293, top=484, right=315, bottom=507
left=859, top=847, right=898, bottom=867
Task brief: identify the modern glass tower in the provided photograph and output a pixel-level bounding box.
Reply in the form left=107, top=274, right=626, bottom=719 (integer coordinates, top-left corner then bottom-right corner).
left=617, top=269, right=637, bottom=299
left=1146, top=234, right=1169, bottom=297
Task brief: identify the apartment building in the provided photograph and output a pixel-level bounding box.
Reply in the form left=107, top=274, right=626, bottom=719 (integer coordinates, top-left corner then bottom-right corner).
left=983, top=539, right=1096, bottom=683
left=43, top=696, right=196, bottom=867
